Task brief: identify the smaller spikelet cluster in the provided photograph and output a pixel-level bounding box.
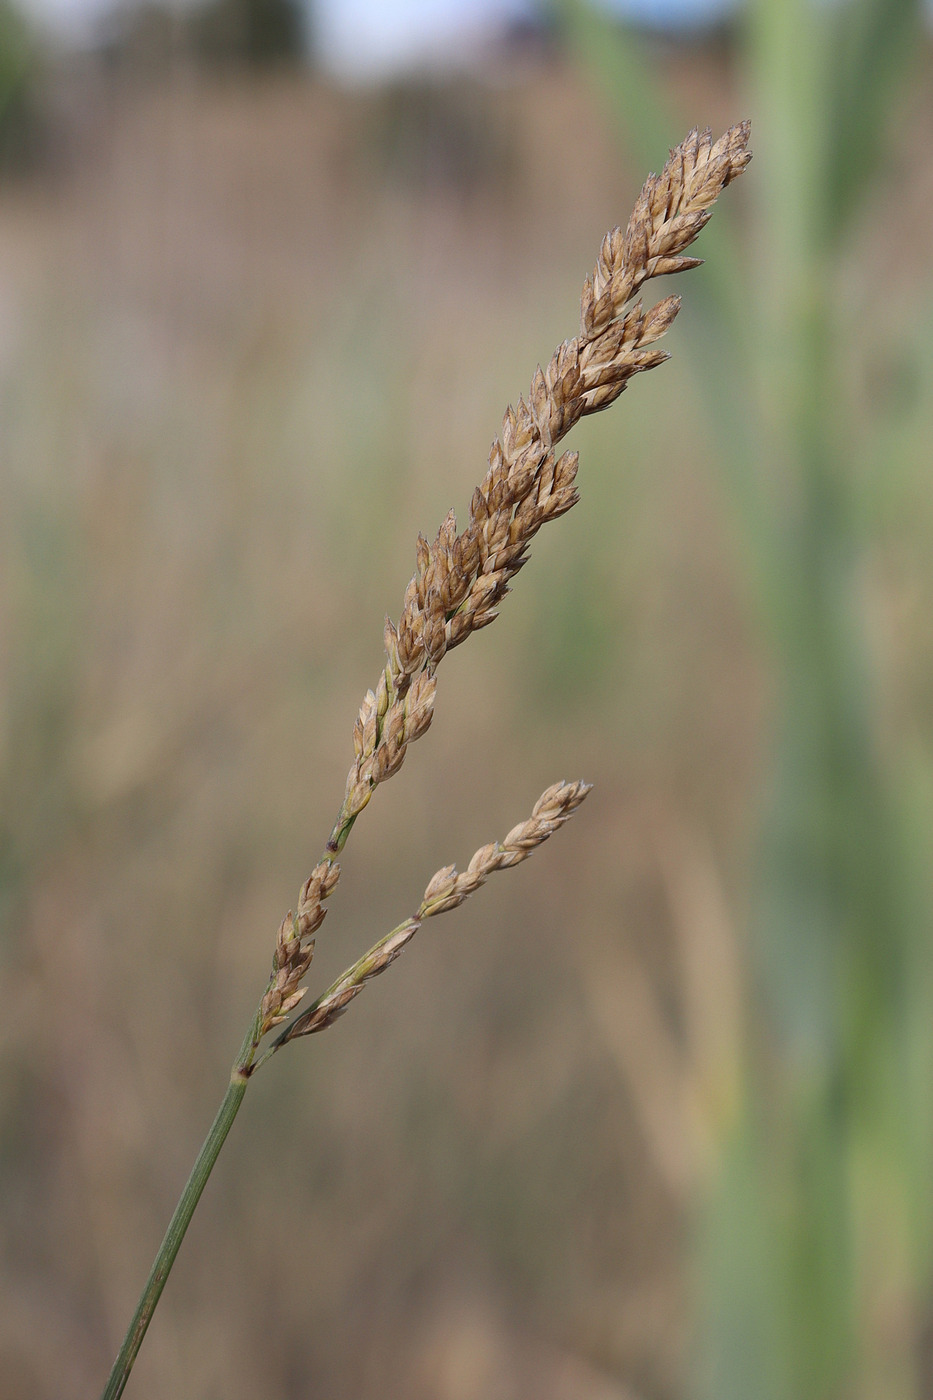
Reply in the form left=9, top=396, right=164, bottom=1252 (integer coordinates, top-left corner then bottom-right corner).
left=341, top=668, right=437, bottom=823
left=580, top=122, right=751, bottom=341
left=281, top=781, right=591, bottom=1042
left=260, top=861, right=341, bottom=1034
left=419, top=779, right=592, bottom=915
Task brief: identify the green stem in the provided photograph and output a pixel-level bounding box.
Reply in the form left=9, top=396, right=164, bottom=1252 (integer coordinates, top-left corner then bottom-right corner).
left=100, top=1017, right=261, bottom=1400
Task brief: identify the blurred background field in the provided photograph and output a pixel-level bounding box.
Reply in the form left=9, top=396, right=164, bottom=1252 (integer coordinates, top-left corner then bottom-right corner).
left=3, top=2, right=933, bottom=1398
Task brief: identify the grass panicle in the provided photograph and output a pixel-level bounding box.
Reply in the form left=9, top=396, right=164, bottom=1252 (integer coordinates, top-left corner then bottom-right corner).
left=275, top=779, right=592, bottom=1043
left=101, top=120, right=750, bottom=1400
left=258, top=120, right=752, bottom=1045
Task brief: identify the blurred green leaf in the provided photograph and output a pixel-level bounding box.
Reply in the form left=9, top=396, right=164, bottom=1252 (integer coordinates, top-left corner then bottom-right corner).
left=563, top=1, right=933, bottom=1396
left=822, top=0, right=923, bottom=246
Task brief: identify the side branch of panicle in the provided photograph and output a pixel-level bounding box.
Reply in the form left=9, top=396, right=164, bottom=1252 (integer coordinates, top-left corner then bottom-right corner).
left=277, top=780, right=592, bottom=1043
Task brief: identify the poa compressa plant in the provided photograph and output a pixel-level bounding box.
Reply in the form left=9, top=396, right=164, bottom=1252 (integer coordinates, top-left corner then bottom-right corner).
left=101, top=121, right=751, bottom=1399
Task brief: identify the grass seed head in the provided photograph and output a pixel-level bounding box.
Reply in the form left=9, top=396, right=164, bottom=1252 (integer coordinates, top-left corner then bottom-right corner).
left=262, top=122, right=751, bottom=1042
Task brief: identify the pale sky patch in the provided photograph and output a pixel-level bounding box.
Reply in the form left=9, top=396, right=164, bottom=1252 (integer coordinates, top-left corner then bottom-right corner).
left=20, top=0, right=738, bottom=58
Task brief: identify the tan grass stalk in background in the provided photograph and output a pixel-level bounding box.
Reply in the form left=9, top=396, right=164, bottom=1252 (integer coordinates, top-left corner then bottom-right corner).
left=100, top=121, right=751, bottom=1400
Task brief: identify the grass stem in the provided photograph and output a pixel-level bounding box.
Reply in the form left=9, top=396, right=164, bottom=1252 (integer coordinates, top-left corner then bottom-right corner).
left=99, top=1016, right=260, bottom=1400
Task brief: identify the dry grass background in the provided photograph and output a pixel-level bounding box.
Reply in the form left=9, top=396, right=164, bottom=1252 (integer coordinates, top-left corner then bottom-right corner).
left=0, top=49, right=817, bottom=1400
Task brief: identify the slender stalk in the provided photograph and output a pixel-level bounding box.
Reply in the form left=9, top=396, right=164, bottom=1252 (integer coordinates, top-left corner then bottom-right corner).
left=94, top=127, right=750, bottom=1397
left=100, top=1016, right=261, bottom=1400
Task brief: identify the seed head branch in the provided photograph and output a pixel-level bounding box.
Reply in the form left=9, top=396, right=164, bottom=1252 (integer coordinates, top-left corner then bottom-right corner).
left=273, top=780, right=592, bottom=1046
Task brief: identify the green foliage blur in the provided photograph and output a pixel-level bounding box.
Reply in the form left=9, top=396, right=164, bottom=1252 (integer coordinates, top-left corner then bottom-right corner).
left=561, top=1, right=933, bottom=1396
left=0, top=0, right=42, bottom=167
